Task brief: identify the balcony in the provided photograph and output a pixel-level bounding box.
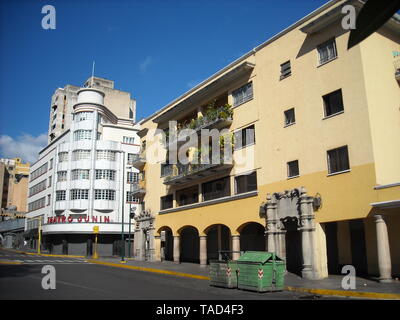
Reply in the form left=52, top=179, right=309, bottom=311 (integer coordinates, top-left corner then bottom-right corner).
left=128, top=151, right=146, bottom=169
left=163, top=157, right=233, bottom=186
left=129, top=180, right=146, bottom=197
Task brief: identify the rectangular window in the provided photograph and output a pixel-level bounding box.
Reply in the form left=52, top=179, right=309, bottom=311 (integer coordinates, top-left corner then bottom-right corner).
left=323, top=89, right=344, bottom=117
left=235, top=171, right=257, bottom=194
left=56, top=190, right=66, bottom=201
left=161, top=163, right=173, bottom=177
left=284, top=108, right=296, bottom=126
left=72, top=150, right=91, bottom=161
left=327, top=146, right=350, bottom=174
left=48, top=176, right=52, bottom=187
left=29, top=179, right=47, bottom=197
left=49, top=159, right=53, bottom=169
left=176, top=185, right=199, bottom=206
left=234, top=124, right=255, bottom=149
left=70, top=189, right=89, bottom=200
left=161, top=194, right=173, bottom=210
left=74, top=112, right=92, bottom=122
left=317, top=38, right=337, bottom=65
left=28, top=197, right=46, bottom=211
left=30, top=163, right=48, bottom=182
left=287, top=160, right=300, bottom=178
left=58, top=152, right=69, bottom=162
left=71, top=169, right=90, bottom=180
left=57, top=171, right=67, bottom=182
left=202, top=176, right=230, bottom=201
left=96, top=150, right=116, bottom=161
left=95, top=169, right=116, bottom=181
left=123, top=136, right=135, bottom=144
left=127, top=171, right=139, bottom=183
left=232, top=82, right=253, bottom=107
left=126, top=192, right=139, bottom=203
left=94, top=189, right=115, bottom=200
left=73, top=130, right=92, bottom=141
left=280, top=61, right=291, bottom=79
left=47, top=194, right=51, bottom=206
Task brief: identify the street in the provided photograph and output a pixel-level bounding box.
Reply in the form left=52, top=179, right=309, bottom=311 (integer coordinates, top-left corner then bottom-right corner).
left=0, top=251, right=349, bottom=300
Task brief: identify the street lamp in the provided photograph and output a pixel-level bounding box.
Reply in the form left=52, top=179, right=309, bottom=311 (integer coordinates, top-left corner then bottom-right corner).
left=128, top=206, right=136, bottom=258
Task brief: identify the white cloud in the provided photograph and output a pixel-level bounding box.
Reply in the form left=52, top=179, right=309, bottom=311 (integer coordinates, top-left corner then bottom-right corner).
left=139, top=56, right=153, bottom=73
left=0, top=133, right=47, bottom=164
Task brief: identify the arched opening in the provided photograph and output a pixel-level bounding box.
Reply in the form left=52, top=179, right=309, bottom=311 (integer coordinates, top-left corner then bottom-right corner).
left=158, top=226, right=174, bottom=261
left=205, top=224, right=231, bottom=262
left=239, top=222, right=265, bottom=252
left=282, top=217, right=303, bottom=275
left=179, top=226, right=199, bottom=263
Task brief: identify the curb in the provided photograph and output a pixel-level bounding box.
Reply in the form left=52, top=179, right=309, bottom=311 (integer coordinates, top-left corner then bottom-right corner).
left=0, top=260, right=23, bottom=265
left=285, top=286, right=400, bottom=300
left=0, top=248, right=85, bottom=259
left=87, top=259, right=210, bottom=280
left=87, top=259, right=400, bottom=300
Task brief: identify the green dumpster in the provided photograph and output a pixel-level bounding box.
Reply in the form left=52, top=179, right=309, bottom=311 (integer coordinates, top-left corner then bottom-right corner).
left=237, top=251, right=285, bottom=292
left=209, top=260, right=238, bottom=289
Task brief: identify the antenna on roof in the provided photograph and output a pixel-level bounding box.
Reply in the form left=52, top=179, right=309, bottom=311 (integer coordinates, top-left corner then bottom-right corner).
left=91, top=61, right=95, bottom=87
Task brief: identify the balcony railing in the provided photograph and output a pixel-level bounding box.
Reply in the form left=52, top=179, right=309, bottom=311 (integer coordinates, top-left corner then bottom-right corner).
left=163, top=156, right=233, bottom=185
left=128, top=151, right=146, bottom=169
left=130, top=181, right=146, bottom=197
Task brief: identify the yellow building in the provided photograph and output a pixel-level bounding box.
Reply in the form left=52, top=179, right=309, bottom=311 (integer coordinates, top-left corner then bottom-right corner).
left=132, top=0, right=400, bottom=281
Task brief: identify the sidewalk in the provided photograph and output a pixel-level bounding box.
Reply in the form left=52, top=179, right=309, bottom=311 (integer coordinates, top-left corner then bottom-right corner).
left=89, top=256, right=400, bottom=300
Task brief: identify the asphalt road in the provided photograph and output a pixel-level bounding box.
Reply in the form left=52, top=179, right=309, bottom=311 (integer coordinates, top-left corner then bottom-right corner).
left=0, top=251, right=348, bottom=300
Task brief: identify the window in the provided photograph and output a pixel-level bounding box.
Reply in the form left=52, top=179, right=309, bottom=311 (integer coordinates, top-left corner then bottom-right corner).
left=94, top=189, right=115, bottom=200
left=280, top=61, right=291, bottom=79
left=56, top=190, right=66, bottom=201
left=202, top=176, right=230, bottom=201
left=317, top=38, right=337, bottom=65
left=327, top=146, right=350, bottom=174
left=57, top=171, right=67, bottom=182
left=74, top=112, right=92, bottom=122
left=234, top=124, right=255, bottom=149
left=235, top=171, right=257, bottom=194
left=232, top=82, right=253, bottom=107
left=161, top=163, right=173, bottom=177
left=73, top=130, right=92, bottom=141
left=49, top=159, right=53, bottom=169
left=127, top=171, right=139, bottom=183
left=96, top=150, right=116, bottom=161
left=70, top=189, right=89, bottom=200
left=96, top=132, right=101, bottom=140
left=176, top=185, right=199, bottom=206
left=123, top=136, right=135, bottom=144
left=47, top=195, right=51, bottom=206
left=30, top=163, right=48, bottom=181
left=28, top=197, right=46, bottom=211
left=71, top=169, right=90, bottom=180
left=95, top=169, right=116, bottom=181
left=29, top=179, right=47, bottom=197
left=126, top=192, right=139, bottom=203
left=58, top=152, right=69, bottom=162
left=287, top=160, right=300, bottom=178
left=48, top=176, right=52, bottom=187
left=161, top=194, right=173, bottom=210
left=323, top=89, right=344, bottom=117
left=72, top=150, right=91, bottom=160
left=127, top=153, right=135, bottom=163
left=284, top=108, right=296, bottom=126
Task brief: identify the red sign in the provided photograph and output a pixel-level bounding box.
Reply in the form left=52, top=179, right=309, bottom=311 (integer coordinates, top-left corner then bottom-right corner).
left=47, top=216, right=110, bottom=224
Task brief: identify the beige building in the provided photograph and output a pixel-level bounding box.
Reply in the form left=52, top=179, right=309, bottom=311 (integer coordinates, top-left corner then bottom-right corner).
left=48, top=76, right=136, bottom=143
left=132, top=0, right=400, bottom=282
left=0, top=158, right=30, bottom=213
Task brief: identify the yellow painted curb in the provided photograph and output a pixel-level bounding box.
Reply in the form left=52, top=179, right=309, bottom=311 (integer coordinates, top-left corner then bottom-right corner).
left=87, top=259, right=210, bottom=281
left=0, top=261, right=23, bottom=265
left=286, top=286, right=400, bottom=300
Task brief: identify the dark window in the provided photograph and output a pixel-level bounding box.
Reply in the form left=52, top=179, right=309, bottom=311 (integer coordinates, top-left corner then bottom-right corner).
left=161, top=163, right=172, bottom=177
left=232, top=82, right=253, bottom=107
left=280, top=61, right=291, bottom=79
left=176, top=185, right=199, bottom=206
left=161, top=194, right=173, bottom=210
left=234, top=124, right=255, bottom=149
left=317, top=38, right=337, bottom=65
left=287, top=160, right=299, bottom=178
left=235, top=171, right=257, bottom=194
left=327, top=146, right=350, bottom=174
left=323, top=89, right=344, bottom=117
left=284, top=108, right=296, bottom=126
left=202, top=176, right=230, bottom=201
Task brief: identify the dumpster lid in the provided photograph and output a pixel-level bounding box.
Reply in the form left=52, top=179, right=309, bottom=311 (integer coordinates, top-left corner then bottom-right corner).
left=237, top=251, right=282, bottom=263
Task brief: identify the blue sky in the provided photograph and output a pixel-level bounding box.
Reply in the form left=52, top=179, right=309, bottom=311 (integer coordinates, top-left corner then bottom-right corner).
left=0, top=0, right=327, bottom=162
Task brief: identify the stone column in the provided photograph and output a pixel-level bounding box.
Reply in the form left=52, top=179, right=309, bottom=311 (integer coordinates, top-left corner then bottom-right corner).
left=265, top=194, right=277, bottom=253
left=199, top=236, right=207, bottom=267
left=232, top=235, right=241, bottom=260
left=299, top=187, right=315, bottom=280
left=173, top=235, right=180, bottom=263
left=375, top=215, right=392, bottom=283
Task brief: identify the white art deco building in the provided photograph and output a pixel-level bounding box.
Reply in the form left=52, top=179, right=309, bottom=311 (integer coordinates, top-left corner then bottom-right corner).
left=26, top=84, right=141, bottom=256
